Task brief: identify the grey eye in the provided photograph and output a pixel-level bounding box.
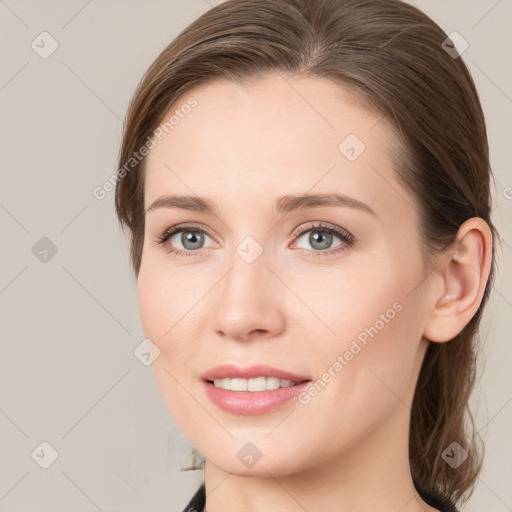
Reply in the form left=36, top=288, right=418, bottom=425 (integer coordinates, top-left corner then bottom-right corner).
left=170, top=230, right=214, bottom=251
left=295, top=229, right=343, bottom=251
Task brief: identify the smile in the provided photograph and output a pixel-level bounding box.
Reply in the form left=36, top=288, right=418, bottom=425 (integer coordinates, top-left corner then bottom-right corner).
left=211, top=376, right=299, bottom=391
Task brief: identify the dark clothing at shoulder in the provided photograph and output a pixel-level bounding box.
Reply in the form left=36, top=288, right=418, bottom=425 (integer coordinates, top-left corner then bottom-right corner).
left=183, top=484, right=206, bottom=512
left=182, top=484, right=205, bottom=512
left=181, top=483, right=459, bottom=512
left=414, top=482, right=459, bottom=512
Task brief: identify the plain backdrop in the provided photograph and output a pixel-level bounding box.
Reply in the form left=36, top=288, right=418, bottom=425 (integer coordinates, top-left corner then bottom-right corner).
left=1, top=1, right=511, bottom=511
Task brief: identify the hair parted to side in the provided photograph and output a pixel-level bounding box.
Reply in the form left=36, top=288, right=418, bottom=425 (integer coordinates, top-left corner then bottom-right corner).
left=115, top=0, right=499, bottom=506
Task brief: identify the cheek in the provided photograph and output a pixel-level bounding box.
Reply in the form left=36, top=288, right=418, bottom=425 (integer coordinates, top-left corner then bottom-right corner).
left=290, top=258, right=422, bottom=407
left=137, top=270, right=168, bottom=345
left=284, top=258, right=407, bottom=350
left=137, top=262, right=197, bottom=348
left=137, top=266, right=202, bottom=426
left=137, top=262, right=207, bottom=382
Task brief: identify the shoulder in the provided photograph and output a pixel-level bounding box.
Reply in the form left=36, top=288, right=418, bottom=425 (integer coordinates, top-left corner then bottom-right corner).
left=182, top=482, right=459, bottom=512
left=416, top=485, right=459, bottom=512
left=181, top=484, right=205, bottom=512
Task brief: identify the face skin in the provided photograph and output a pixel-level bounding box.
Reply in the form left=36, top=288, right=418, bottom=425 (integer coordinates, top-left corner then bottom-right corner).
left=138, top=73, right=492, bottom=512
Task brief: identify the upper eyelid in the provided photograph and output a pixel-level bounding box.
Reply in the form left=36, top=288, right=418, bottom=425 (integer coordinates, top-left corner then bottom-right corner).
left=294, top=221, right=351, bottom=235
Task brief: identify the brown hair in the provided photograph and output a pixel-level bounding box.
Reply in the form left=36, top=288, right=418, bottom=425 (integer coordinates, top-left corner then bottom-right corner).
left=115, top=0, right=499, bottom=505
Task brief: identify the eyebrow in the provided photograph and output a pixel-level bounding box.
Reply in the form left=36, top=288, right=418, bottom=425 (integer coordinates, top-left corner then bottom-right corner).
left=145, top=193, right=377, bottom=217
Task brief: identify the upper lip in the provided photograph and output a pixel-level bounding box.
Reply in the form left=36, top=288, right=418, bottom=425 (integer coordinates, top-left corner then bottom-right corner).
left=200, top=364, right=311, bottom=382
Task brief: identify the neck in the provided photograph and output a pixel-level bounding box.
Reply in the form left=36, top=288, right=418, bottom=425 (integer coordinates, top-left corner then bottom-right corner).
left=202, top=403, right=438, bottom=512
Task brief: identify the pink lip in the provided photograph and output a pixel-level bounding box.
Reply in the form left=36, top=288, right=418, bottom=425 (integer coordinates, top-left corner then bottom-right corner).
left=200, top=364, right=310, bottom=382
left=202, top=380, right=311, bottom=415
left=200, top=364, right=312, bottom=415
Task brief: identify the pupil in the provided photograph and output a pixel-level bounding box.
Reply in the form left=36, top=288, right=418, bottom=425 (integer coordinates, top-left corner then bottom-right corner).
left=310, top=231, right=332, bottom=250
left=183, top=231, right=203, bottom=250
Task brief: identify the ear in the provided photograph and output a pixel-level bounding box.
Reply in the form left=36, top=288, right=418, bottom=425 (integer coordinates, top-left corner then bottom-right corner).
left=423, top=217, right=493, bottom=343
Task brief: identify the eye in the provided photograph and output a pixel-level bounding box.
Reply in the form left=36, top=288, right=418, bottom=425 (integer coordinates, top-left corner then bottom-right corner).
left=291, top=222, right=354, bottom=257
left=154, top=221, right=354, bottom=259
left=154, top=223, right=215, bottom=257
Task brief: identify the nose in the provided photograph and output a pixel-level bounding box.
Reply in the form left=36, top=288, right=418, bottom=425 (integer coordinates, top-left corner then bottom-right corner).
left=211, top=250, right=286, bottom=342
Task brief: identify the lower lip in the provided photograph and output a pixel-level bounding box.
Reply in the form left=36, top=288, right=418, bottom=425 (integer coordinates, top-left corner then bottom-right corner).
left=202, top=380, right=311, bottom=415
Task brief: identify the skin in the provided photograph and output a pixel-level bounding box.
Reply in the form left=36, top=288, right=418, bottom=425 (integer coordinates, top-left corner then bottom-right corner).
left=138, top=73, right=492, bottom=512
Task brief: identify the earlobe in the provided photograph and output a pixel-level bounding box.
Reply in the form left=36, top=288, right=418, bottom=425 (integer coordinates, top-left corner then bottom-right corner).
left=423, top=217, right=493, bottom=343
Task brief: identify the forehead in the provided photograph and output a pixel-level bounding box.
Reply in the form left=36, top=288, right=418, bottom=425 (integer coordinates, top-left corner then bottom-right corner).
left=143, top=73, right=405, bottom=217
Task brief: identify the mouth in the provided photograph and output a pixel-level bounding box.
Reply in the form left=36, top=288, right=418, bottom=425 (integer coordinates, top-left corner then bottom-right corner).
left=200, top=364, right=312, bottom=415
left=201, top=379, right=312, bottom=415
left=200, top=364, right=311, bottom=415
left=207, top=376, right=307, bottom=392
left=200, top=363, right=311, bottom=383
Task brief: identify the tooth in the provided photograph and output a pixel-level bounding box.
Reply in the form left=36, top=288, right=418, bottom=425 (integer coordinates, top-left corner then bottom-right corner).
left=211, top=376, right=299, bottom=391
left=266, top=377, right=281, bottom=390
left=248, top=377, right=267, bottom=391
left=231, top=378, right=248, bottom=391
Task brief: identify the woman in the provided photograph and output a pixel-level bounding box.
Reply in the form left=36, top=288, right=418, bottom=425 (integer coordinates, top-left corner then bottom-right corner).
left=114, top=0, right=498, bottom=510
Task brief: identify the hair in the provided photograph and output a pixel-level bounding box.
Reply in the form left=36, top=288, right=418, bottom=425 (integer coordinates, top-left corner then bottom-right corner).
left=115, top=0, right=499, bottom=506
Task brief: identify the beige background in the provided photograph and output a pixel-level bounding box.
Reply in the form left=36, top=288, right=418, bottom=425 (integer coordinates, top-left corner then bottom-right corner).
left=1, top=0, right=511, bottom=510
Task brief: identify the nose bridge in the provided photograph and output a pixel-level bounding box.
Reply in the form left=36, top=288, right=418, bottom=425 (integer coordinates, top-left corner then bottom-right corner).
left=221, top=242, right=270, bottom=316
left=211, top=233, right=284, bottom=339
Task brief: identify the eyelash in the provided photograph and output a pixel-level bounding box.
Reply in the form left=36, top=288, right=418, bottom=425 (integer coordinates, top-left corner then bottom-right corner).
left=154, top=221, right=354, bottom=259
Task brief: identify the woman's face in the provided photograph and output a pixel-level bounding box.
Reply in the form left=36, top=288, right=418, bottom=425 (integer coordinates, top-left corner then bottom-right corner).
left=139, top=73, right=432, bottom=476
